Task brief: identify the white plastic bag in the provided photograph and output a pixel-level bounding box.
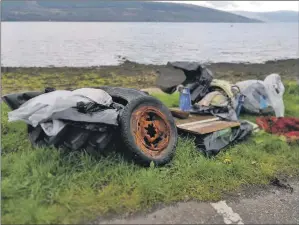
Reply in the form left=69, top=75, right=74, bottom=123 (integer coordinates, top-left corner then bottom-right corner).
left=263, top=74, right=285, bottom=117
left=236, top=80, right=272, bottom=114
left=236, top=74, right=285, bottom=117
left=40, top=120, right=66, bottom=136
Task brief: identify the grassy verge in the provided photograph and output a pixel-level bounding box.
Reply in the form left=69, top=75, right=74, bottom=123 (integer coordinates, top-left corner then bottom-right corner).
left=1, top=71, right=156, bottom=94
left=2, top=82, right=299, bottom=224
left=2, top=58, right=298, bottom=95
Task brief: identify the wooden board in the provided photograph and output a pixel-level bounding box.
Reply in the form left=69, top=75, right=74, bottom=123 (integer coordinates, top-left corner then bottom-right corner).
left=177, top=120, right=240, bottom=135
left=175, top=114, right=217, bottom=125
left=170, top=108, right=240, bottom=135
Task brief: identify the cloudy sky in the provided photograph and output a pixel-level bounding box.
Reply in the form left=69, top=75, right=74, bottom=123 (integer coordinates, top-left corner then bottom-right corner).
left=166, top=1, right=299, bottom=12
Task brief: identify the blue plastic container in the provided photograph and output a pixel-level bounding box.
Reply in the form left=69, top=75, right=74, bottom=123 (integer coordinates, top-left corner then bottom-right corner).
left=179, top=87, right=191, bottom=111
left=259, top=95, right=268, bottom=109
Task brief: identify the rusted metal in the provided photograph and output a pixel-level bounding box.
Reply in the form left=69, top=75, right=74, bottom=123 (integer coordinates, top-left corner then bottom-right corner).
left=131, top=106, right=171, bottom=157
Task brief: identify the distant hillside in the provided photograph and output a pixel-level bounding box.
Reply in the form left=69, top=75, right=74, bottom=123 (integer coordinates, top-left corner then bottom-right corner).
left=1, top=0, right=261, bottom=22
left=233, top=10, right=298, bottom=22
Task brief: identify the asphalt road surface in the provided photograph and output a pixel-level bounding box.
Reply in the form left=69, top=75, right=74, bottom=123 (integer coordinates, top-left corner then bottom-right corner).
left=94, top=180, right=299, bottom=224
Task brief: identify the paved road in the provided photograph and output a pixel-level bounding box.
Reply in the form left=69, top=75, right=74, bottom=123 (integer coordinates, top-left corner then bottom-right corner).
left=95, top=180, right=299, bottom=224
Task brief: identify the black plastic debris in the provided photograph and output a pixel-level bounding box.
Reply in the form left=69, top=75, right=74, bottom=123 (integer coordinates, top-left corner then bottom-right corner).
left=198, top=121, right=253, bottom=157
left=156, top=61, right=213, bottom=103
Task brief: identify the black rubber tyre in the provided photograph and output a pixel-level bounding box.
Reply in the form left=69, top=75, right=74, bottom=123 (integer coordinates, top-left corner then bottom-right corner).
left=118, top=95, right=178, bottom=167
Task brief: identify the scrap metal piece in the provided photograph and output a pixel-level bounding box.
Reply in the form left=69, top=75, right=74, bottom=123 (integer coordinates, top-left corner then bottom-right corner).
left=131, top=106, right=171, bottom=157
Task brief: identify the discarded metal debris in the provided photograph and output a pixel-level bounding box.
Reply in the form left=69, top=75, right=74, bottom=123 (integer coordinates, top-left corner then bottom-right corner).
left=2, top=87, right=178, bottom=167
left=157, top=61, right=255, bottom=155
left=131, top=106, right=171, bottom=156
left=4, top=60, right=289, bottom=165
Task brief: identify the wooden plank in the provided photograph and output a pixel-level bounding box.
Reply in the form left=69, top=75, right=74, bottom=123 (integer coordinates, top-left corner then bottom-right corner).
left=170, top=108, right=190, bottom=119
left=177, top=120, right=240, bottom=135
left=174, top=113, right=217, bottom=125
left=169, top=107, right=240, bottom=135
left=178, top=118, right=220, bottom=128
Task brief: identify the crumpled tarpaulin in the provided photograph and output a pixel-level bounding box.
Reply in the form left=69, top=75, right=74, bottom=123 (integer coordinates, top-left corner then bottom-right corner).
left=198, top=91, right=229, bottom=107
left=256, top=117, right=299, bottom=142
left=236, top=81, right=273, bottom=114
left=236, top=74, right=285, bottom=117
left=8, top=88, right=119, bottom=136
left=190, top=104, right=238, bottom=121
left=189, top=90, right=238, bottom=121
left=195, top=121, right=253, bottom=156
left=156, top=61, right=213, bottom=103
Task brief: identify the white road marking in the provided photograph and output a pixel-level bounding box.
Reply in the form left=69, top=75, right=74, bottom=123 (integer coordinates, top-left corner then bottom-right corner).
left=211, top=200, right=244, bottom=224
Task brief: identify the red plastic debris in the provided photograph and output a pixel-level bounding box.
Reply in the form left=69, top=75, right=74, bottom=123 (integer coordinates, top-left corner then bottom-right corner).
left=256, top=117, right=299, bottom=142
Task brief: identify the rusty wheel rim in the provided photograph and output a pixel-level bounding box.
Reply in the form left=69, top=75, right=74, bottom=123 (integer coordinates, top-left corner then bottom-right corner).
left=131, top=106, right=171, bottom=157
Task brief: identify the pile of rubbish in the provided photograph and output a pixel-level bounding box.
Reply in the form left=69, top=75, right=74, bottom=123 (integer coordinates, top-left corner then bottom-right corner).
left=3, top=87, right=178, bottom=166
left=2, top=61, right=295, bottom=167
left=156, top=61, right=292, bottom=156
left=157, top=62, right=286, bottom=119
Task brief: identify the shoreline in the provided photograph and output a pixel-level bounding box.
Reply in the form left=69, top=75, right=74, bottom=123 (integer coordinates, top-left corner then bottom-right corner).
left=2, top=58, right=298, bottom=94
left=2, top=58, right=298, bottom=80
left=2, top=58, right=298, bottom=70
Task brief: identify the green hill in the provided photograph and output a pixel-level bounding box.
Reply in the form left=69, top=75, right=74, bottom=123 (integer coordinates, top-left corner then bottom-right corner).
left=1, top=0, right=262, bottom=22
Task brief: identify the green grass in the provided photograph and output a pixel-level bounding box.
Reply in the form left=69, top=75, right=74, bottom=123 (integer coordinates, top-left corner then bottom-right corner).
left=1, top=70, right=157, bottom=95
left=2, top=82, right=299, bottom=224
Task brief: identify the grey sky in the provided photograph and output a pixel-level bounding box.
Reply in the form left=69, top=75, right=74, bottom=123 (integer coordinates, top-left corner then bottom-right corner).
left=166, top=1, right=299, bottom=12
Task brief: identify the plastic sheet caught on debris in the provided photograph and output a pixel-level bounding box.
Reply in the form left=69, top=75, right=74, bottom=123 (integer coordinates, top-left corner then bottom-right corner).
left=198, top=91, right=229, bottom=108
left=200, top=121, right=254, bottom=156
left=7, top=88, right=119, bottom=136
left=156, top=61, right=213, bottom=103
left=8, top=88, right=117, bottom=127
left=264, top=74, right=285, bottom=117
left=256, top=117, right=299, bottom=142
left=236, top=74, right=285, bottom=117
left=189, top=90, right=238, bottom=121
left=236, top=81, right=273, bottom=114
left=40, top=120, right=66, bottom=136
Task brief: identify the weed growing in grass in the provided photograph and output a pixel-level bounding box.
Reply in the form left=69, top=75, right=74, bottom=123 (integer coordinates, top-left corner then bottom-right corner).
left=1, top=81, right=299, bottom=224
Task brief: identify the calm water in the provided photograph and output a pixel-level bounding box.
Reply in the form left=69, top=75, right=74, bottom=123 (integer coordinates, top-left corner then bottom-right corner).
left=1, top=22, right=298, bottom=67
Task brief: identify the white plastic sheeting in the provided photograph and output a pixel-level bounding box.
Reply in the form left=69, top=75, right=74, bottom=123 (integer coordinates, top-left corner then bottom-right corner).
left=40, top=120, right=66, bottom=136
left=236, top=74, right=285, bottom=117
left=264, top=74, right=285, bottom=117
left=8, top=88, right=118, bottom=136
